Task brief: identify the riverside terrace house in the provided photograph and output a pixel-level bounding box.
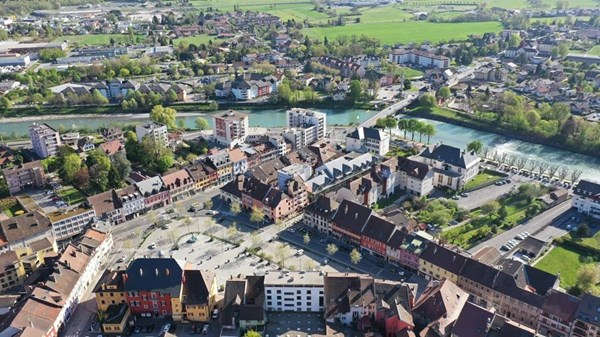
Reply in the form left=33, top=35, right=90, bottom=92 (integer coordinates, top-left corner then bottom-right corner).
left=229, top=74, right=280, bottom=101
left=397, top=157, right=435, bottom=197
left=413, top=143, right=480, bottom=191
left=572, top=179, right=600, bottom=220
left=2, top=160, right=46, bottom=194
left=221, top=274, right=265, bottom=332
left=207, top=150, right=234, bottom=185
left=345, top=126, right=391, bottom=156
left=323, top=272, right=416, bottom=336
left=29, top=123, right=61, bottom=159
left=220, top=175, right=308, bottom=221
left=211, top=110, right=249, bottom=148
left=304, top=153, right=377, bottom=194
left=160, top=168, right=194, bottom=202
left=388, top=48, right=450, bottom=69
left=133, top=175, right=172, bottom=210
left=412, top=279, right=468, bottom=337
left=4, top=228, right=112, bottom=337
left=87, top=189, right=125, bottom=226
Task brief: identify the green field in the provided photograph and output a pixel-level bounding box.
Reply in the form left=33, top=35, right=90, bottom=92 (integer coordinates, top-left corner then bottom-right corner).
left=303, top=21, right=503, bottom=45
left=535, top=245, right=585, bottom=290
left=57, top=185, right=86, bottom=205
left=173, top=35, right=215, bottom=47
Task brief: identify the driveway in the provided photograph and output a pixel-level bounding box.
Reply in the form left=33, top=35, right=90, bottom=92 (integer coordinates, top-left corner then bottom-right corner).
left=455, top=175, right=525, bottom=210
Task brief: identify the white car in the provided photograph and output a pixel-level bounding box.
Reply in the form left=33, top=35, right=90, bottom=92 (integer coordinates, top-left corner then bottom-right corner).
left=296, top=249, right=304, bottom=256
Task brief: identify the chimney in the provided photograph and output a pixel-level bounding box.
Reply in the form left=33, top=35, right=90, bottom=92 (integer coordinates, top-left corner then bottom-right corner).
left=122, top=273, right=128, bottom=284
left=139, top=268, right=143, bottom=276
left=165, top=268, right=170, bottom=276
left=155, top=268, right=159, bottom=276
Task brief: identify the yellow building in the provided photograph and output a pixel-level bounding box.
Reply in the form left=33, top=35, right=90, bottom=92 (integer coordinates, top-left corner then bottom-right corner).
left=0, top=251, right=26, bottom=292
left=418, top=243, right=467, bottom=284
left=182, top=270, right=217, bottom=322
left=101, top=304, right=131, bottom=334
left=93, top=270, right=127, bottom=312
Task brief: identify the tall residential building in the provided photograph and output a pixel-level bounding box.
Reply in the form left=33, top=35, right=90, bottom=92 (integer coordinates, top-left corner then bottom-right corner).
left=135, top=122, right=168, bottom=147
left=29, top=123, right=61, bottom=158
left=212, top=110, right=249, bottom=147
left=572, top=180, right=600, bottom=220
left=285, top=108, right=326, bottom=147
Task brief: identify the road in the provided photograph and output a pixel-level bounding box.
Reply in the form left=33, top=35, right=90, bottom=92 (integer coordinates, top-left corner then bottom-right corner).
left=359, top=94, right=418, bottom=128
left=468, top=201, right=573, bottom=254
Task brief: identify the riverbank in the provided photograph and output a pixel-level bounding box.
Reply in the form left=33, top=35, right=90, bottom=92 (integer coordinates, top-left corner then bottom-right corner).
left=0, top=99, right=375, bottom=119
left=405, top=106, right=600, bottom=159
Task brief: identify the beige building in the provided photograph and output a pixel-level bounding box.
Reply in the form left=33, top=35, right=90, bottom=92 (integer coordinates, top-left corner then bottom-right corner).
left=29, top=123, right=61, bottom=159
left=2, top=161, right=46, bottom=194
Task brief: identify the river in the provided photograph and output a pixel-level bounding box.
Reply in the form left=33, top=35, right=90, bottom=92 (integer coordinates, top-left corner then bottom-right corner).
left=1, top=108, right=599, bottom=180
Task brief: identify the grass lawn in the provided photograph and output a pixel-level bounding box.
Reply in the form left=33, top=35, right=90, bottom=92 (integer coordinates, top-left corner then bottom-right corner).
left=535, top=245, right=588, bottom=290
left=587, top=45, right=600, bottom=55
left=1, top=198, right=23, bottom=218
left=173, top=35, right=215, bottom=47
left=56, top=185, right=86, bottom=205
left=303, top=21, right=502, bottom=45
left=400, top=67, right=424, bottom=79
left=463, top=171, right=504, bottom=190
left=359, top=6, right=413, bottom=23
left=569, top=231, right=600, bottom=250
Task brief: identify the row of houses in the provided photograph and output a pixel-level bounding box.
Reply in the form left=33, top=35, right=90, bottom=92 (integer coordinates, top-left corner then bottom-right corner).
left=2, top=228, right=112, bottom=337
left=301, top=193, right=599, bottom=336
left=51, top=78, right=188, bottom=102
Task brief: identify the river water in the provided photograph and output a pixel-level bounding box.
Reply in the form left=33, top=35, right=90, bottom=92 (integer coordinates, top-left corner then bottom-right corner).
left=1, top=108, right=599, bottom=180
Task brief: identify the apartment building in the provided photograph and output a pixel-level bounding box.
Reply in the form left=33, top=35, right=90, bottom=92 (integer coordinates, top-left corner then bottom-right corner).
left=388, top=48, right=450, bottom=69
left=48, top=205, right=95, bottom=240
left=346, top=126, right=390, bottom=156
left=29, top=123, right=61, bottom=159
left=572, top=179, right=600, bottom=220
left=221, top=275, right=265, bottom=331
left=88, top=189, right=125, bottom=226
left=264, top=271, right=324, bottom=312
left=572, top=293, right=600, bottom=337
left=135, top=122, right=168, bottom=147
left=397, top=157, right=435, bottom=197
left=537, top=289, right=579, bottom=337
left=116, top=185, right=145, bottom=220
left=305, top=153, right=377, bottom=194
left=212, top=110, right=249, bottom=147
left=283, top=108, right=326, bottom=149
left=412, top=279, right=468, bottom=337
left=207, top=151, right=234, bottom=184
left=2, top=160, right=46, bottom=194
left=302, top=196, right=339, bottom=234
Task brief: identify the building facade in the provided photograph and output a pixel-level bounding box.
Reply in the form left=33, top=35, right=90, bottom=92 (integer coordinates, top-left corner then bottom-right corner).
left=29, top=123, right=61, bottom=159
left=2, top=160, right=46, bottom=194
left=135, top=122, right=168, bottom=147
left=211, top=110, right=249, bottom=147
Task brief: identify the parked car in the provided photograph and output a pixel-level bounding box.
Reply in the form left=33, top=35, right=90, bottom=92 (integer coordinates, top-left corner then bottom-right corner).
left=460, top=192, right=469, bottom=197
left=202, top=324, right=209, bottom=334
left=212, top=308, right=219, bottom=319
left=148, top=243, right=156, bottom=249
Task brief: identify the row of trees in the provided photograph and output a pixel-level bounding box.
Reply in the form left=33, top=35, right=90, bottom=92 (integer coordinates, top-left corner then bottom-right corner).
left=376, top=116, right=437, bottom=144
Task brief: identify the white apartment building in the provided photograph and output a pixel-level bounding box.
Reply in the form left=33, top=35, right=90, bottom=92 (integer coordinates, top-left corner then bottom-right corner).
left=48, top=207, right=96, bottom=240
left=29, top=123, right=61, bottom=159
left=414, top=143, right=479, bottom=191
left=345, top=127, right=390, bottom=156
left=397, top=157, right=435, bottom=197
left=286, top=108, right=326, bottom=141
left=212, top=110, right=249, bottom=147
left=388, top=48, right=450, bottom=69
left=572, top=180, right=600, bottom=220
left=277, top=163, right=312, bottom=191
left=303, top=196, right=339, bottom=234
left=117, top=186, right=145, bottom=220
left=264, top=271, right=324, bottom=312
left=135, top=122, right=168, bottom=147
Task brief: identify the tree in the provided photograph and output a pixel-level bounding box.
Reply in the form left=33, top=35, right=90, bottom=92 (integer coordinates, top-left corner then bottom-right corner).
left=119, top=68, right=130, bottom=78
left=275, top=243, right=290, bottom=268
left=419, top=93, right=436, bottom=107
left=467, top=140, right=483, bottom=154
left=204, top=199, right=213, bottom=210
left=407, top=119, right=420, bottom=141
left=110, top=152, right=131, bottom=187
left=570, top=169, right=583, bottom=184
left=230, top=202, right=241, bottom=216
left=508, top=33, right=521, bottom=48
left=250, top=206, right=265, bottom=226
left=244, top=330, right=262, bottom=337
left=39, top=48, right=66, bottom=62
left=150, top=105, right=177, bottom=129
left=87, top=149, right=111, bottom=191
left=547, top=165, right=559, bottom=179
left=303, top=233, right=311, bottom=245
left=525, top=201, right=544, bottom=218
left=303, top=86, right=316, bottom=103
left=349, top=80, right=362, bottom=103
left=403, top=79, right=411, bottom=90
left=91, top=89, right=109, bottom=105
left=61, top=153, right=82, bottom=183
left=422, top=123, right=436, bottom=143
left=227, top=223, right=238, bottom=238
left=576, top=264, right=600, bottom=294
left=350, top=248, right=362, bottom=264
left=397, top=119, right=409, bottom=139
left=438, top=86, right=451, bottom=100
left=498, top=205, right=508, bottom=220
left=157, top=155, right=174, bottom=173
left=383, top=116, right=397, bottom=136
left=576, top=223, right=591, bottom=238
left=558, top=166, right=570, bottom=182
left=195, top=117, right=210, bottom=130
left=481, top=201, right=500, bottom=219
left=326, top=243, right=338, bottom=255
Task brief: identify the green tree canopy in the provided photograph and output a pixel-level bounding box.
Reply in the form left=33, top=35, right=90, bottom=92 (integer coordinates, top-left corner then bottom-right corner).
left=150, top=105, right=177, bottom=129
